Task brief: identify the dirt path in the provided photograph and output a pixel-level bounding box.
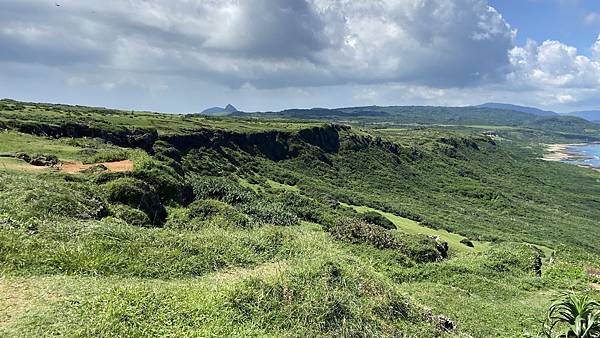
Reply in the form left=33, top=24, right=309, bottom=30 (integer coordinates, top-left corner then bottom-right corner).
left=59, top=160, right=133, bottom=173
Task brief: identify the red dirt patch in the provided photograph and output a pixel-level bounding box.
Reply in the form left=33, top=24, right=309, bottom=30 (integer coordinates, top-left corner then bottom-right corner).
left=59, top=160, right=133, bottom=174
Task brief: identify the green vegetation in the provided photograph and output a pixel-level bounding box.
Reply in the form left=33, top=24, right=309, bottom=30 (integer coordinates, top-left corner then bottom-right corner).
left=245, top=105, right=600, bottom=142
left=1, top=99, right=599, bottom=337
left=542, top=293, right=600, bottom=337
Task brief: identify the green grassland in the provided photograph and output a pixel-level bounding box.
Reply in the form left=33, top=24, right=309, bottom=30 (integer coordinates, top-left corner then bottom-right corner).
left=340, top=202, right=492, bottom=253
left=0, top=99, right=323, bottom=135
left=0, top=100, right=599, bottom=337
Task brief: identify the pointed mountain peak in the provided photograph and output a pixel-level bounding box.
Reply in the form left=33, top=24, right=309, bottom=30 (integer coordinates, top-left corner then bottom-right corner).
left=224, top=104, right=238, bottom=112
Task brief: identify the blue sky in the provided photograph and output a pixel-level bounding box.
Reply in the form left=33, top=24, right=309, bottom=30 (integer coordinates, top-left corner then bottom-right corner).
left=0, top=0, right=599, bottom=113
left=490, top=0, right=600, bottom=55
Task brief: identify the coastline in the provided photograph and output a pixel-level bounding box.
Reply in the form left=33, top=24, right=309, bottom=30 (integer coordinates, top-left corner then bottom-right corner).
left=542, top=143, right=600, bottom=171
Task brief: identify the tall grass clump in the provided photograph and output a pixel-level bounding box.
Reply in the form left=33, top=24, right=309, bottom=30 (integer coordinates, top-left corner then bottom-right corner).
left=165, top=199, right=251, bottom=230
left=188, top=175, right=256, bottom=205
left=225, top=258, right=442, bottom=337
left=0, top=219, right=292, bottom=278
left=0, top=172, right=107, bottom=226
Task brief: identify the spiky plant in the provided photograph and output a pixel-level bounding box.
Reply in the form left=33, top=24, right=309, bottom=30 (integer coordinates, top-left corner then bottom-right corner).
left=542, top=292, right=600, bottom=338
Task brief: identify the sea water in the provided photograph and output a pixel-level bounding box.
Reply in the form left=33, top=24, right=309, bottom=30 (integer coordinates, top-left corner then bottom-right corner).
left=564, top=143, right=600, bottom=168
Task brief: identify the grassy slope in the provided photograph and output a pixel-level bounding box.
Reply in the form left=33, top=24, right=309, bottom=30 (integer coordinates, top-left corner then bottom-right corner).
left=341, top=202, right=491, bottom=253
left=0, top=101, right=599, bottom=337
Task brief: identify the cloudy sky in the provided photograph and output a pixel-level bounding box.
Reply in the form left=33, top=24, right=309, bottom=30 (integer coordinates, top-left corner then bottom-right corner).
left=1, top=0, right=599, bottom=113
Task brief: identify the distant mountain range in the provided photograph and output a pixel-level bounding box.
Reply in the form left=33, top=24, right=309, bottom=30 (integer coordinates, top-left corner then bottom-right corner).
left=568, top=110, right=600, bottom=122
left=478, top=103, right=600, bottom=122
left=476, top=103, right=558, bottom=117
left=234, top=102, right=600, bottom=140
left=200, top=104, right=238, bottom=116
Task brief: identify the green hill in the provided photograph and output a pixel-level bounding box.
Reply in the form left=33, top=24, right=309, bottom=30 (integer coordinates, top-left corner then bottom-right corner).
left=0, top=100, right=599, bottom=337
left=238, top=104, right=600, bottom=141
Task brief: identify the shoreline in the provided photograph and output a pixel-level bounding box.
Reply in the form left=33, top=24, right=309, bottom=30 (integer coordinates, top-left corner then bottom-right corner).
left=542, top=143, right=600, bottom=171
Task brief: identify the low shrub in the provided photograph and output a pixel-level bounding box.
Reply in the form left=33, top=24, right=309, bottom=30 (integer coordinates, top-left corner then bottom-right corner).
left=80, top=164, right=108, bottom=174
left=328, top=218, right=443, bottom=262
left=0, top=219, right=290, bottom=278
left=188, top=175, right=255, bottom=204
left=15, top=153, right=59, bottom=166
left=82, top=149, right=129, bottom=164
left=132, top=159, right=186, bottom=203
left=240, top=200, right=299, bottom=226
left=102, top=177, right=166, bottom=225
left=110, top=204, right=151, bottom=227
left=482, top=243, right=543, bottom=275
left=361, top=211, right=396, bottom=230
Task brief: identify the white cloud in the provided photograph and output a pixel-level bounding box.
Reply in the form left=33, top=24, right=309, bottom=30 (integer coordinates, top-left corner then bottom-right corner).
left=593, top=34, right=600, bottom=60
left=508, top=38, right=600, bottom=91
left=500, top=35, right=600, bottom=108
left=0, top=0, right=515, bottom=88
left=0, top=0, right=599, bottom=112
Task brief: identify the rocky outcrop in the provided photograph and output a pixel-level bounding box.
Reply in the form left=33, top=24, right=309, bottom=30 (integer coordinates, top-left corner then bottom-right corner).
left=297, top=125, right=346, bottom=153
left=16, top=153, right=60, bottom=167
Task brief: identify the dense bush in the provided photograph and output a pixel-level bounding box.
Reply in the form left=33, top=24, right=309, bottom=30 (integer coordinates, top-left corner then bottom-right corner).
left=328, top=218, right=443, bottom=262
left=460, top=238, right=475, bottom=247
left=153, top=140, right=182, bottom=161
left=132, top=158, right=186, bottom=203
left=182, top=148, right=237, bottom=176
left=82, top=149, right=129, bottom=164
left=190, top=199, right=250, bottom=228
left=482, top=243, right=542, bottom=275
left=188, top=175, right=255, bottom=204
left=361, top=211, right=396, bottom=230
left=110, top=204, right=151, bottom=227
left=239, top=200, right=299, bottom=227
left=152, top=141, right=185, bottom=175
left=328, top=217, right=402, bottom=250
left=165, top=200, right=251, bottom=230
left=268, top=190, right=328, bottom=224
left=102, top=177, right=166, bottom=225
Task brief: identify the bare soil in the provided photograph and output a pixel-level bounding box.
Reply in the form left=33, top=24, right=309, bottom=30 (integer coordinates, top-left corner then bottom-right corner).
left=59, top=160, right=134, bottom=173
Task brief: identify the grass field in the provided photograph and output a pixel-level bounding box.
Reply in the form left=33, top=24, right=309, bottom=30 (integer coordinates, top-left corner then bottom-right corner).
left=0, top=100, right=599, bottom=337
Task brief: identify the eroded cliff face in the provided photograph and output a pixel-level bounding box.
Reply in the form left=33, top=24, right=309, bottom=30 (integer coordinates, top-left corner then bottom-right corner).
left=160, top=124, right=348, bottom=161
left=2, top=119, right=158, bottom=150
left=1, top=116, right=495, bottom=164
